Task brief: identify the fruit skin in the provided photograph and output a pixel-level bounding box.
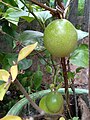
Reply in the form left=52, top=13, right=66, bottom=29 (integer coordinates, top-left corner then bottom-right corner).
left=46, top=91, right=64, bottom=113
left=39, top=95, right=52, bottom=114
left=44, top=19, right=78, bottom=57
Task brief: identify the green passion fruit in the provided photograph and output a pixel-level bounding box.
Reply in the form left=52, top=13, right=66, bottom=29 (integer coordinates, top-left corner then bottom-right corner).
left=44, top=19, right=78, bottom=57
left=46, top=91, right=64, bottom=113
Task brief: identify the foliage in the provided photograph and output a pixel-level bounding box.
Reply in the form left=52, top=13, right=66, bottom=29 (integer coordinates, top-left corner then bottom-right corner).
left=78, top=0, right=85, bottom=16
left=0, top=0, right=89, bottom=119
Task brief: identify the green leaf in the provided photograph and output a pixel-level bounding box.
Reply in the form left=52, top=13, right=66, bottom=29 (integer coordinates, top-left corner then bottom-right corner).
left=3, top=8, right=19, bottom=25
left=46, top=65, right=52, bottom=74
left=18, top=59, right=32, bottom=70
left=34, top=11, right=52, bottom=24
left=3, top=8, right=34, bottom=25
left=21, top=16, right=34, bottom=23
left=76, top=29, right=89, bottom=40
left=15, top=0, right=24, bottom=8
left=76, top=67, right=84, bottom=73
left=33, top=70, right=43, bottom=90
left=18, top=30, right=44, bottom=51
left=72, top=117, right=79, bottom=120
left=69, top=117, right=79, bottom=120
left=3, top=0, right=17, bottom=6
left=1, top=53, right=17, bottom=70
left=0, top=80, right=6, bottom=85
left=70, top=44, right=89, bottom=68
left=0, top=52, right=5, bottom=64
left=67, top=72, right=75, bottom=80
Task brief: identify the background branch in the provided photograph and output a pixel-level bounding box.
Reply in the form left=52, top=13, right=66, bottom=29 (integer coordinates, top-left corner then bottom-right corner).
left=31, top=0, right=57, bottom=15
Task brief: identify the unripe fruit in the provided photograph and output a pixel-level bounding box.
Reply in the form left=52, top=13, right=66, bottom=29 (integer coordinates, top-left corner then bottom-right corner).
left=44, top=19, right=77, bottom=57
left=39, top=95, right=52, bottom=113
left=46, top=92, right=64, bottom=113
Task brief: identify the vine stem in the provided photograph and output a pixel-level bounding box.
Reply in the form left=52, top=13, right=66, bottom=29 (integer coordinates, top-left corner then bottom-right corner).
left=61, top=57, right=72, bottom=118
left=14, top=79, right=44, bottom=115
left=61, top=57, right=68, bottom=93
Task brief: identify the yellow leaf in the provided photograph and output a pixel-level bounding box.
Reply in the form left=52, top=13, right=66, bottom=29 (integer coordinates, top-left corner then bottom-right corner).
left=17, top=42, right=38, bottom=62
left=10, top=65, right=18, bottom=82
left=59, top=117, right=65, bottom=120
left=0, top=115, right=22, bottom=120
left=0, top=83, right=10, bottom=101
left=0, top=69, right=10, bottom=82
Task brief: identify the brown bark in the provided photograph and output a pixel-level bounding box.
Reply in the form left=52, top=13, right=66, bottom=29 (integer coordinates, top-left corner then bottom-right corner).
left=68, top=0, right=78, bottom=26
left=82, top=0, right=90, bottom=31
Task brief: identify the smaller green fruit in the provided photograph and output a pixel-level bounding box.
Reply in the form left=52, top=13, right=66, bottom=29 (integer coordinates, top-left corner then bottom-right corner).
left=39, top=95, right=52, bottom=113
left=46, top=92, right=64, bottom=113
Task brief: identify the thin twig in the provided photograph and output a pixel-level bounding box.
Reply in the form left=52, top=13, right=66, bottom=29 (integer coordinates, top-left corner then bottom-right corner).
left=63, top=0, right=71, bottom=18
left=31, top=0, right=57, bottom=15
left=14, top=79, right=44, bottom=114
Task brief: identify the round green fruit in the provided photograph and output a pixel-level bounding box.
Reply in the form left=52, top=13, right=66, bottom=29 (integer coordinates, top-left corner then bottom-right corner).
left=44, top=19, right=78, bottom=57
left=46, top=91, right=64, bottom=113
left=39, top=95, right=52, bottom=114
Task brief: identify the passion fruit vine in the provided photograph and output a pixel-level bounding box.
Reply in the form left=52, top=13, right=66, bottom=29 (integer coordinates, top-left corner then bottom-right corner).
left=44, top=19, right=78, bottom=57
left=39, top=91, right=64, bottom=114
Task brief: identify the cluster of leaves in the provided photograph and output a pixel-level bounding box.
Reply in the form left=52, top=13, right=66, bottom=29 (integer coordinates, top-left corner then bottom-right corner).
left=0, top=42, right=37, bottom=101
left=0, top=0, right=89, bottom=120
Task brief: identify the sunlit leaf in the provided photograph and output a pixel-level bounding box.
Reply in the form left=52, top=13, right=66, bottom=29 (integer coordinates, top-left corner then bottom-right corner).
left=3, top=8, right=19, bottom=25
left=17, top=30, right=44, bottom=51
left=0, top=82, right=10, bottom=101
left=34, top=11, right=52, bottom=24
left=0, top=69, right=10, bottom=82
left=3, top=8, right=35, bottom=25
left=0, top=115, right=22, bottom=120
left=76, top=29, right=89, bottom=40
left=69, top=117, right=79, bottom=120
left=17, top=42, right=38, bottom=62
left=10, top=65, right=18, bottom=82
left=15, top=0, right=24, bottom=8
